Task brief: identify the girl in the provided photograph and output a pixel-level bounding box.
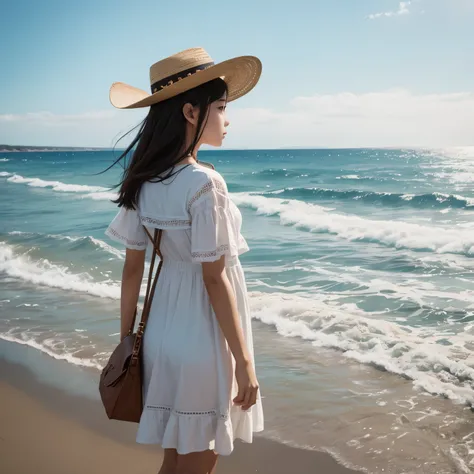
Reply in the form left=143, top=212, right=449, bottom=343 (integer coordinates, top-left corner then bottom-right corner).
left=105, top=47, right=264, bottom=474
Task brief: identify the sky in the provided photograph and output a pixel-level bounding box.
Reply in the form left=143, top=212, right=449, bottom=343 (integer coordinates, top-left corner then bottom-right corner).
left=0, top=0, right=473, bottom=149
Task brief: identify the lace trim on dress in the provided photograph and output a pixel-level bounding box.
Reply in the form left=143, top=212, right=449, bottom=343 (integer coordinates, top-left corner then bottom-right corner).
left=106, top=227, right=147, bottom=248
left=191, top=244, right=229, bottom=260
left=145, top=405, right=229, bottom=420
left=187, top=178, right=226, bottom=211
left=140, top=215, right=191, bottom=228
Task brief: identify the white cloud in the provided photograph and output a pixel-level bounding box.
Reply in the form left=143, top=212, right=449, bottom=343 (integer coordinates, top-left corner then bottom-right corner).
left=368, top=1, right=411, bottom=19
left=224, top=89, right=474, bottom=148
left=0, top=110, right=117, bottom=124
left=1, top=90, right=473, bottom=149
left=0, top=109, right=146, bottom=147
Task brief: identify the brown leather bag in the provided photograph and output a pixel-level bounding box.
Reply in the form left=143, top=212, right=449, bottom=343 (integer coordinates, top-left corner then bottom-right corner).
left=99, top=227, right=163, bottom=423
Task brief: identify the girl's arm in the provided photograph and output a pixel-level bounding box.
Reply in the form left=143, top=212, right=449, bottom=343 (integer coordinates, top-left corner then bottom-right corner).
left=202, top=256, right=259, bottom=411
left=120, top=248, right=145, bottom=340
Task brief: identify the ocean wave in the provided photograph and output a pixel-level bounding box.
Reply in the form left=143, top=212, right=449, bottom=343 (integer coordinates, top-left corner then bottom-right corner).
left=232, top=193, right=474, bottom=257
left=250, top=291, right=474, bottom=405
left=337, top=175, right=361, bottom=180
left=259, top=188, right=474, bottom=210
left=0, top=171, right=12, bottom=177
left=3, top=279, right=474, bottom=406
left=7, top=231, right=124, bottom=260
left=0, top=332, right=104, bottom=370
left=249, top=168, right=312, bottom=179
left=0, top=242, right=120, bottom=298
left=84, top=191, right=118, bottom=201
left=0, top=158, right=10, bottom=162
left=5, top=173, right=109, bottom=193
left=88, top=237, right=125, bottom=259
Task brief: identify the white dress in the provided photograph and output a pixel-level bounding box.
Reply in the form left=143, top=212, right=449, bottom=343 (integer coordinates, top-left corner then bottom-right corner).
left=105, top=163, right=264, bottom=455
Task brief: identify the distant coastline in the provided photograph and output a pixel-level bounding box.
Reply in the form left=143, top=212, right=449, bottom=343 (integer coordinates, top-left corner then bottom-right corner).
left=0, top=145, right=107, bottom=152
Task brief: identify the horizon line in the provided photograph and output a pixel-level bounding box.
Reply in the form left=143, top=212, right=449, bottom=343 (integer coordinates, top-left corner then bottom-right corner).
left=2, top=144, right=472, bottom=153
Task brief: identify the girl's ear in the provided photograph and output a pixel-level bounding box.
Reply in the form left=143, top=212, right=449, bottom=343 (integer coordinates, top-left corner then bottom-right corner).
left=183, top=103, right=197, bottom=126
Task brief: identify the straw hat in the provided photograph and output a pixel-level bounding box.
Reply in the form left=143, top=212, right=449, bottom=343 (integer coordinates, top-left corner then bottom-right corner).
left=110, top=47, right=262, bottom=109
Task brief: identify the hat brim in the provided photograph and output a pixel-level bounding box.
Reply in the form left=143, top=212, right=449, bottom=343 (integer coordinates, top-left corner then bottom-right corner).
left=110, top=56, right=262, bottom=109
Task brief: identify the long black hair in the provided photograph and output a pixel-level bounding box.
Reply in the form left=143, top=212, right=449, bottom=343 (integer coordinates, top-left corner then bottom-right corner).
left=106, top=78, right=228, bottom=209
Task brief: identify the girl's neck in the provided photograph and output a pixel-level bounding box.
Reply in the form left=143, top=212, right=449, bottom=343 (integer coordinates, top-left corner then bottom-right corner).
left=176, top=152, right=198, bottom=166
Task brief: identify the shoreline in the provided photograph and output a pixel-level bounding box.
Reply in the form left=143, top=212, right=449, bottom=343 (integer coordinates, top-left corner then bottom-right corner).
left=0, top=342, right=360, bottom=474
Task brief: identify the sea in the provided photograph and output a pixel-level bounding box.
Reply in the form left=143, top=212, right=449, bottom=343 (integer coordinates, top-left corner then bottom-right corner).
left=1, top=147, right=474, bottom=474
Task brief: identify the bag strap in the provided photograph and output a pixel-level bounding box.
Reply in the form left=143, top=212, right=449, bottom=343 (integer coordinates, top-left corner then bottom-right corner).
left=130, top=227, right=163, bottom=365
left=141, top=227, right=163, bottom=326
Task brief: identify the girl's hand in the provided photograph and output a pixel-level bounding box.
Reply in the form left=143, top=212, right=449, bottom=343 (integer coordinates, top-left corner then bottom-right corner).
left=233, top=360, right=259, bottom=411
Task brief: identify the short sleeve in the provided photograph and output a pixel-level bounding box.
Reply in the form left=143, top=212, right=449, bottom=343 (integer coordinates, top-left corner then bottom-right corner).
left=189, top=178, right=241, bottom=263
left=105, top=207, right=148, bottom=250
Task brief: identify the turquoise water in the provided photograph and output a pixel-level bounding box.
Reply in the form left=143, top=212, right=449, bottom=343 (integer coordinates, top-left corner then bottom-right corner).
left=1, top=147, right=474, bottom=473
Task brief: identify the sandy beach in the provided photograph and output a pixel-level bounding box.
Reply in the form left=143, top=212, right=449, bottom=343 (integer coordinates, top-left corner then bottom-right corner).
left=0, top=354, right=359, bottom=474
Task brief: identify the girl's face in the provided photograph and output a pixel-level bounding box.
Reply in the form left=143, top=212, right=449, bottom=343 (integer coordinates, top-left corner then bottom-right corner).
left=199, top=93, right=229, bottom=147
